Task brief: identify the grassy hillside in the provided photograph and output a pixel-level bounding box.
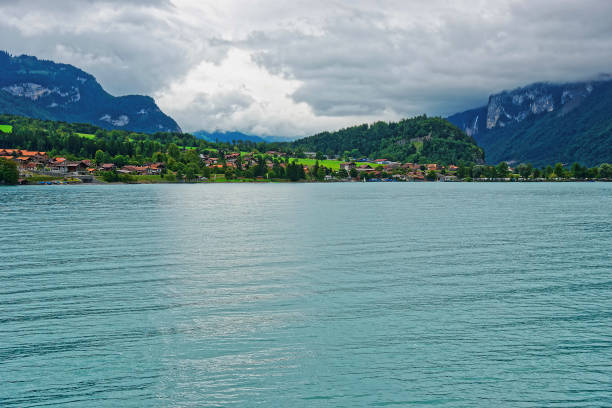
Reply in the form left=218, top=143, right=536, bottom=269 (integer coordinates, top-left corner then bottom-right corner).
left=0, top=114, right=203, bottom=159
left=291, top=115, right=484, bottom=164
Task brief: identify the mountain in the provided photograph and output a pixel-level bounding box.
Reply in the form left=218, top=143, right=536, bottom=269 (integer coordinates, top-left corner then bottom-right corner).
left=447, top=78, right=612, bottom=166
left=446, top=106, right=487, bottom=138
left=291, top=115, right=484, bottom=164
left=193, top=130, right=290, bottom=143
left=193, top=130, right=266, bottom=144
left=0, top=51, right=181, bottom=134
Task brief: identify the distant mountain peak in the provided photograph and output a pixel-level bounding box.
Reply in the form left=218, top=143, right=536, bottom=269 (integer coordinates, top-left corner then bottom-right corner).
left=192, top=130, right=289, bottom=143
left=0, top=52, right=181, bottom=134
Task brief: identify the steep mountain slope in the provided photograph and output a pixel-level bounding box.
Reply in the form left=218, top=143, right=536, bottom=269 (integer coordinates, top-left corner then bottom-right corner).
left=475, top=81, right=612, bottom=167
left=446, top=106, right=487, bottom=138
left=291, top=115, right=484, bottom=164
left=0, top=51, right=181, bottom=134
left=447, top=78, right=612, bottom=166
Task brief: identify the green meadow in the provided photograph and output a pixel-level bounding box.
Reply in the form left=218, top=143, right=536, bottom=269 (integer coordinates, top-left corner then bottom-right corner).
left=0, top=124, right=13, bottom=133
left=291, top=158, right=344, bottom=170
left=76, top=132, right=96, bottom=140
left=290, top=158, right=380, bottom=170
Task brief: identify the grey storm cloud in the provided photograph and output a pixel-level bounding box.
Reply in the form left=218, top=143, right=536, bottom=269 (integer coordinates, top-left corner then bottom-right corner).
left=0, top=0, right=199, bottom=95
left=244, top=0, right=612, bottom=118
left=1, top=0, right=612, bottom=136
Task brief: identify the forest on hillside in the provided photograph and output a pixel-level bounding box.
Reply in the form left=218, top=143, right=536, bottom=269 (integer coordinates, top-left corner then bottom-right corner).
left=290, top=115, right=484, bottom=164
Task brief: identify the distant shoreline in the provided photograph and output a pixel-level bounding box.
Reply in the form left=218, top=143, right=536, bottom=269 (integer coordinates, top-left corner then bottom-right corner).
left=11, top=178, right=611, bottom=186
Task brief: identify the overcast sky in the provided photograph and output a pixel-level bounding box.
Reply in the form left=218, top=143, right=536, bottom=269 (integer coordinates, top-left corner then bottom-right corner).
left=1, top=0, right=611, bottom=137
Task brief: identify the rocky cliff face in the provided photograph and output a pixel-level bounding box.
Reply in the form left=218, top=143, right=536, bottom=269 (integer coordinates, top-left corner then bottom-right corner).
left=447, top=77, right=612, bottom=166
left=448, top=79, right=605, bottom=136
left=446, top=106, right=487, bottom=137
left=0, top=51, right=181, bottom=134
left=485, top=82, right=594, bottom=129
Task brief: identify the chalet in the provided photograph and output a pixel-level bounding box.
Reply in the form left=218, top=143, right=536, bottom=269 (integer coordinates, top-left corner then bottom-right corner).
left=304, top=152, right=317, bottom=158
left=339, top=162, right=356, bottom=171
left=427, top=163, right=441, bottom=171
left=51, top=161, right=88, bottom=174
left=20, top=150, right=47, bottom=159
left=23, top=162, right=39, bottom=171
left=448, top=165, right=459, bottom=172
left=1, top=150, right=47, bottom=164
left=100, top=163, right=116, bottom=171
left=149, top=163, right=164, bottom=174
left=16, top=156, right=32, bottom=167
left=121, top=165, right=149, bottom=175
left=67, top=161, right=88, bottom=173
left=403, top=170, right=425, bottom=181
left=0, top=149, right=18, bottom=156
left=401, top=163, right=420, bottom=170
left=225, top=153, right=240, bottom=160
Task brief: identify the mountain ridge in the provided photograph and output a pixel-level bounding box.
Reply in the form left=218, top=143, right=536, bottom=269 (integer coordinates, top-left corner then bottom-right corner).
left=447, top=78, right=612, bottom=166
left=0, top=51, right=181, bottom=134
left=193, top=130, right=290, bottom=143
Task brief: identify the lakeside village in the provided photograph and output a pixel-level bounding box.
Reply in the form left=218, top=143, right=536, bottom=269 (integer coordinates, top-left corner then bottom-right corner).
left=2, top=146, right=612, bottom=185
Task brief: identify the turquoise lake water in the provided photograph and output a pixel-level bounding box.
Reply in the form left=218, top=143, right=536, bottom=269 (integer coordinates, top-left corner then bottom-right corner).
left=1, top=183, right=611, bottom=407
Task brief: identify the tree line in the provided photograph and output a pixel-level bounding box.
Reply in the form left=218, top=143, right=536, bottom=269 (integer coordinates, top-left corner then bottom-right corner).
left=290, top=115, right=485, bottom=164
left=453, top=161, right=612, bottom=180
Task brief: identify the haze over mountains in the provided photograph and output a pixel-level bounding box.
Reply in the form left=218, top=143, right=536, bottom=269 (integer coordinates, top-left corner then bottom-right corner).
left=0, top=52, right=181, bottom=134
left=193, top=130, right=287, bottom=144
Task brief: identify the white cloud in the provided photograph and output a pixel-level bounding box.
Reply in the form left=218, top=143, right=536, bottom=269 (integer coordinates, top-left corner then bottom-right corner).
left=156, top=48, right=400, bottom=136
left=1, top=0, right=612, bottom=137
